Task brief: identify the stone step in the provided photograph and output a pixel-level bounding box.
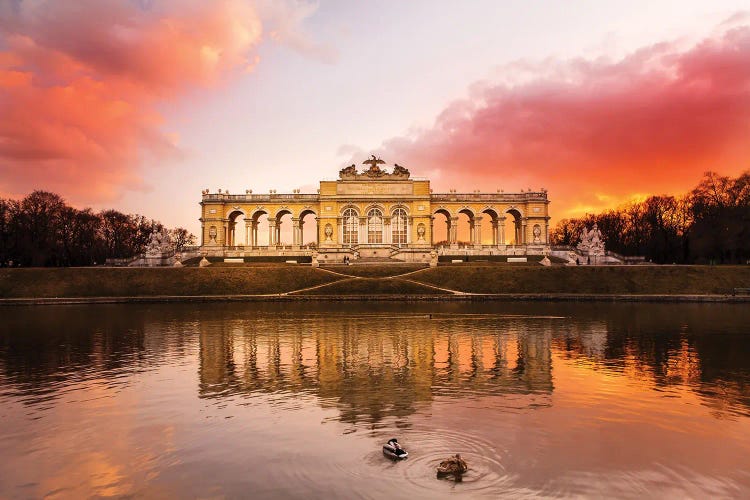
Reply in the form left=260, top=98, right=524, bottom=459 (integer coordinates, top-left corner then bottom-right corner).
left=323, top=257, right=416, bottom=266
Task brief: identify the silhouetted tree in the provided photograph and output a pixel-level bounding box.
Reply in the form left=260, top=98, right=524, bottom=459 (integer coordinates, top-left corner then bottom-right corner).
left=169, top=227, right=197, bottom=252
left=1, top=191, right=185, bottom=266
left=551, top=171, right=749, bottom=264
left=0, top=198, right=14, bottom=266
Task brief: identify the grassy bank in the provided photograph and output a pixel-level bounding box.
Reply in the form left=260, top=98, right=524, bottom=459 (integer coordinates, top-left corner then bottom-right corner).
left=296, top=277, right=447, bottom=295
left=0, top=267, right=340, bottom=298
left=1, top=264, right=749, bottom=299
left=318, top=264, right=427, bottom=278
left=411, top=265, right=750, bottom=294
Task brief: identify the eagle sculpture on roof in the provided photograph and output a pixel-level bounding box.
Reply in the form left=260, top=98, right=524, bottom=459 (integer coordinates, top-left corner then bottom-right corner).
left=362, top=155, right=386, bottom=177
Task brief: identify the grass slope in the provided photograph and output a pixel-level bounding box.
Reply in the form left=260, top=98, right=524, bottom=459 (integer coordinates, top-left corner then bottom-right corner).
left=318, top=264, right=426, bottom=278
left=2, top=264, right=749, bottom=299
left=410, top=265, right=750, bottom=294
left=0, top=267, right=342, bottom=298
left=298, top=277, right=448, bottom=295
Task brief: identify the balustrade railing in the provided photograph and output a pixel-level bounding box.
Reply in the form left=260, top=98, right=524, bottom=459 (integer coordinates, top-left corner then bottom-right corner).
left=430, top=192, right=547, bottom=201
left=202, top=192, right=546, bottom=203
left=202, top=193, right=319, bottom=202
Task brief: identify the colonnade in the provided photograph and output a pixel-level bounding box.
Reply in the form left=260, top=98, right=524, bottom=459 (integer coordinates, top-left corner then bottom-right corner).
left=217, top=210, right=546, bottom=247
left=435, top=214, right=529, bottom=246
left=223, top=214, right=317, bottom=248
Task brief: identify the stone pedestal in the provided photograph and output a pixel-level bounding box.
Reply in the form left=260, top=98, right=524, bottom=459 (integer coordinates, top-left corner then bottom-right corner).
left=429, top=250, right=438, bottom=267
left=144, top=252, right=175, bottom=267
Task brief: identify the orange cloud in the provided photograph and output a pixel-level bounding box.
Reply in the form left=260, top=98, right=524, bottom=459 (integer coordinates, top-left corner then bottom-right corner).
left=0, top=0, right=262, bottom=202
left=372, top=22, right=750, bottom=219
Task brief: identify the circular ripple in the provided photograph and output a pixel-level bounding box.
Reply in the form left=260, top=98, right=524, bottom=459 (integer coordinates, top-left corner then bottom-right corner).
left=395, top=428, right=513, bottom=494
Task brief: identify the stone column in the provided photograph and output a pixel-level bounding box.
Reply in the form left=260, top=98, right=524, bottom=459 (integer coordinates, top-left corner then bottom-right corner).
left=222, top=221, right=229, bottom=247
left=291, top=218, right=300, bottom=248
left=474, top=216, right=483, bottom=246
left=498, top=217, right=506, bottom=246
left=430, top=216, right=435, bottom=246
left=491, top=221, right=498, bottom=245
left=245, top=221, right=252, bottom=246
left=450, top=217, right=459, bottom=246
left=200, top=223, right=205, bottom=246
left=268, top=220, right=276, bottom=247
left=383, top=217, right=391, bottom=245
left=521, top=218, right=527, bottom=245
left=360, top=217, right=367, bottom=245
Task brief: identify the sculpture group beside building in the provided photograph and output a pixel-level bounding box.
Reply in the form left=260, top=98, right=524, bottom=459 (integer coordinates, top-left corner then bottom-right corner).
left=199, top=157, right=552, bottom=263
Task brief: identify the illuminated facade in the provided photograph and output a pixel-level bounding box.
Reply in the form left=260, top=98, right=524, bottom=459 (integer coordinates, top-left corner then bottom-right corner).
left=199, top=157, right=550, bottom=261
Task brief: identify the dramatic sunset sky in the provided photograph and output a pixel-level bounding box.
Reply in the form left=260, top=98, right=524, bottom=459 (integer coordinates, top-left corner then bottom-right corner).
left=1, top=0, right=749, bottom=235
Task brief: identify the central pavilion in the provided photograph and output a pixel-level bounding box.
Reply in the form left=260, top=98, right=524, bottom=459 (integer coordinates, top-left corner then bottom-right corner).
left=199, top=157, right=550, bottom=262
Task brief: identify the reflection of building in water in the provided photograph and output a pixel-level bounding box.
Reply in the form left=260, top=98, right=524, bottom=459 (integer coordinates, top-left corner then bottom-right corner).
left=198, top=316, right=554, bottom=423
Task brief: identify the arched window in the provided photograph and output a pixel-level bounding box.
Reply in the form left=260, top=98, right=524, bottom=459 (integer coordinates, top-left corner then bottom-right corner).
left=392, top=208, right=407, bottom=245
left=343, top=208, right=359, bottom=244
left=367, top=208, right=383, bottom=243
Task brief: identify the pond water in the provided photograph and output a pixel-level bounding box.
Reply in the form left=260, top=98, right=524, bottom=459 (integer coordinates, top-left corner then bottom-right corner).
left=1, top=302, right=749, bottom=499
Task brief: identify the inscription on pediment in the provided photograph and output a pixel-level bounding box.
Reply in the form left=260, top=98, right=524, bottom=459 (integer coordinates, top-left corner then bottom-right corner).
left=337, top=182, right=412, bottom=195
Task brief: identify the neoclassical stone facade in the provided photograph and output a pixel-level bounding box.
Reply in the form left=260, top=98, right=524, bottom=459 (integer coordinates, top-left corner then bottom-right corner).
left=199, top=157, right=550, bottom=262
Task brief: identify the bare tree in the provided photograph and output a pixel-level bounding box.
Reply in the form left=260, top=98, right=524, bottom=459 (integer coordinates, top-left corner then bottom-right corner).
left=169, top=228, right=197, bottom=252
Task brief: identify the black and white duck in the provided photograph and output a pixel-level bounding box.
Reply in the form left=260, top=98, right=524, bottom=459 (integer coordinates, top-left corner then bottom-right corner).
left=382, top=438, right=408, bottom=460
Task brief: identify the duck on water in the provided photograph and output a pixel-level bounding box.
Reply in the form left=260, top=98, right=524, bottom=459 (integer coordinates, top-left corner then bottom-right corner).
left=382, top=438, right=408, bottom=459
left=436, top=454, right=468, bottom=480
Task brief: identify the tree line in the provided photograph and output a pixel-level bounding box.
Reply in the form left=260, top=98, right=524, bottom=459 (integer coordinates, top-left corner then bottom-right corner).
left=0, top=191, right=196, bottom=267
left=551, top=171, right=750, bottom=264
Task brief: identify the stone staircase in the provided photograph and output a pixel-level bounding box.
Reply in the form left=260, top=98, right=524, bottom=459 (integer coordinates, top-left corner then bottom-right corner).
left=348, top=256, right=411, bottom=266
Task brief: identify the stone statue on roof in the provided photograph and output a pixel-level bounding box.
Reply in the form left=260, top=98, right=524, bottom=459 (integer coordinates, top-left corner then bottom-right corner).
left=362, top=155, right=386, bottom=177
left=339, top=164, right=357, bottom=179
left=392, top=163, right=410, bottom=178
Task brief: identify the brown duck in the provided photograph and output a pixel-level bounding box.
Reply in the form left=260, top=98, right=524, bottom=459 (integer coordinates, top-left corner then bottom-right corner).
left=436, top=454, right=468, bottom=477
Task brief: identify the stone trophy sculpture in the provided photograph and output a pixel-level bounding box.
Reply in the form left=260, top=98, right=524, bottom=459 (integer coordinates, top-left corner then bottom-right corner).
left=144, top=229, right=175, bottom=267
left=576, top=223, right=605, bottom=265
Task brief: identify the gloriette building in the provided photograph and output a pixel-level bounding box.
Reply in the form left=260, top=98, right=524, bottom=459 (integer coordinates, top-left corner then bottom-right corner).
left=199, top=157, right=550, bottom=262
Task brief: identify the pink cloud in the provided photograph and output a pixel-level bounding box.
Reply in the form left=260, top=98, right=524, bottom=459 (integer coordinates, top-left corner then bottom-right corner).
left=371, top=22, right=750, bottom=218
left=0, top=0, right=262, bottom=202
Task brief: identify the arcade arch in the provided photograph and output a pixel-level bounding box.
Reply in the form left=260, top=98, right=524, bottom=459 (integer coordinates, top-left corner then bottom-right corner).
left=432, top=208, right=452, bottom=245
left=481, top=208, right=499, bottom=245
left=299, top=209, right=318, bottom=247
left=457, top=208, right=474, bottom=245
left=248, top=209, right=270, bottom=247
left=226, top=210, right=246, bottom=247
left=505, top=208, right=524, bottom=245
left=275, top=210, right=293, bottom=246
